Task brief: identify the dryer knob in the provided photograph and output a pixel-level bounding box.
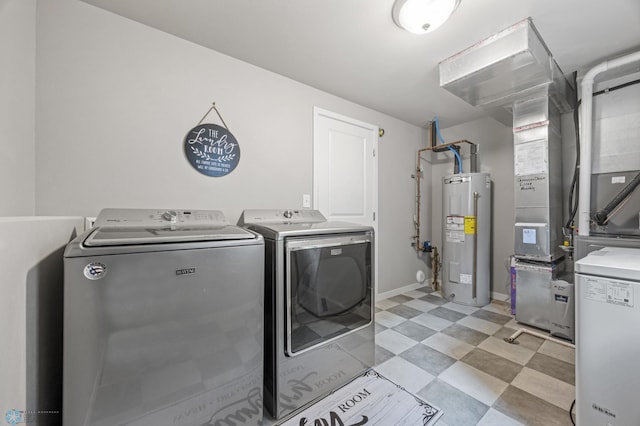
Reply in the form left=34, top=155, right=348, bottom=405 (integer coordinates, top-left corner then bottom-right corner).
left=283, top=210, right=293, bottom=219
left=162, top=210, right=178, bottom=222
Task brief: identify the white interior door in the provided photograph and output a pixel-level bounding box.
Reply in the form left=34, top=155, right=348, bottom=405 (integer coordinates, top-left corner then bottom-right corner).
left=313, top=107, right=378, bottom=292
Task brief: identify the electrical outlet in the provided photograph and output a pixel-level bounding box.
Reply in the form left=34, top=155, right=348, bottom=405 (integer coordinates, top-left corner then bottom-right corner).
left=303, top=194, right=311, bottom=208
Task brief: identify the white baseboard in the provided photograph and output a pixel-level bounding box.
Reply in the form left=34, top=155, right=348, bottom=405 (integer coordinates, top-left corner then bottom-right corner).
left=491, top=292, right=509, bottom=302
left=377, top=284, right=510, bottom=303
left=377, top=282, right=425, bottom=300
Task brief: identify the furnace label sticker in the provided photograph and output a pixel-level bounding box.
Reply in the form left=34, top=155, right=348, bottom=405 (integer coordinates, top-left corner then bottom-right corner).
left=514, top=139, right=548, bottom=176
left=522, top=228, right=536, bottom=245
left=585, top=278, right=607, bottom=303
left=606, top=281, right=634, bottom=308
left=586, top=278, right=635, bottom=307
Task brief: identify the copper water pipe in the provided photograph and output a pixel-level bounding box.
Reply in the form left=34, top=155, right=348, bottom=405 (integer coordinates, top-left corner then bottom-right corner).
left=415, top=135, right=477, bottom=291
left=414, top=137, right=476, bottom=252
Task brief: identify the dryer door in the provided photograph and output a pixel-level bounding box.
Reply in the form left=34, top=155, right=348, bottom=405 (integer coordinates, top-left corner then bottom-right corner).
left=285, top=233, right=373, bottom=355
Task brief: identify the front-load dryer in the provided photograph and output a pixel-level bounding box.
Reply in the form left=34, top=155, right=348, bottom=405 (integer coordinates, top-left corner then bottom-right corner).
left=238, top=209, right=375, bottom=420
left=63, top=209, right=264, bottom=426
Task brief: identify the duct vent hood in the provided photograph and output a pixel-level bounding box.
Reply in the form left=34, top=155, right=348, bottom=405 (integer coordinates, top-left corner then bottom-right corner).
left=439, top=18, right=575, bottom=124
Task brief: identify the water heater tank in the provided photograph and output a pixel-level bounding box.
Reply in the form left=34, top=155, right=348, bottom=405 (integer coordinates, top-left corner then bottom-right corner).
left=442, top=173, right=491, bottom=306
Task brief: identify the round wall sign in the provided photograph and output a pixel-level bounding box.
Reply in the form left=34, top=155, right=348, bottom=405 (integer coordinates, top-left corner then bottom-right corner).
left=184, top=123, right=240, bottom=177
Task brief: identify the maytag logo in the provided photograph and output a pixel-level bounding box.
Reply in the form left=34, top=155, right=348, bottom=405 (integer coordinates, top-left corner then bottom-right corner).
left=176, top=267, right=196, bottom=276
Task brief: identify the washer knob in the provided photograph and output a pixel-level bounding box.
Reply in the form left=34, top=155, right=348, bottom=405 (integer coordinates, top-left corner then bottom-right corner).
left=283, top=210, right=294, bottom=219
left=162, top=210, right=178, bottom=222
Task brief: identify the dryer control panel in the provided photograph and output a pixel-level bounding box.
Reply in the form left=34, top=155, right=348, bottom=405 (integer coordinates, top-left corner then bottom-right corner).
left=93, top=208, right=228, bottom=228
left=238, top=209, right=326, bottom=225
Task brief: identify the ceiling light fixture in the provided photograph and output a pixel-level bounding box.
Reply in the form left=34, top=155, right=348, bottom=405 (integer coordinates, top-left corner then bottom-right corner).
left=392, top=0, right=461, bottom=34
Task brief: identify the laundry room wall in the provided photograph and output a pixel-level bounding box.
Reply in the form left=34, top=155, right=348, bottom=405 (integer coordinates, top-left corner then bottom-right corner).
left=0, top=0, right=36, bottom=216
left=34, top=0, right=430, bottom=295
left=431, top=117, right=514, bottom=299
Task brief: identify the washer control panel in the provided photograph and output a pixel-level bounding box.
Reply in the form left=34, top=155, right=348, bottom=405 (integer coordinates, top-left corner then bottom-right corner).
left=93, top=208, right=228, bottom=228
left=238, top=209, right=326, bottom=225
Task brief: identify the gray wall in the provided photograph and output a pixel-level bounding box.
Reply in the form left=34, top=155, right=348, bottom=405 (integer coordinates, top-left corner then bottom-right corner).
left=0, top=0, right=36, bottom=216
left=431, top=117, right=514, bottom=298
left=34, top=0, right=429, bottom=294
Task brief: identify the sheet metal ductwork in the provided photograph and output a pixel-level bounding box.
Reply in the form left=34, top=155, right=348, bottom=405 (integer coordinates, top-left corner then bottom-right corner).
left=439, top=17, right=575, bottom=262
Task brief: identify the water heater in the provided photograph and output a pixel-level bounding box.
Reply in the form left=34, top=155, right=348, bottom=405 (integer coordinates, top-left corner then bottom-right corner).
left=442, top=173, right=491, bottom=306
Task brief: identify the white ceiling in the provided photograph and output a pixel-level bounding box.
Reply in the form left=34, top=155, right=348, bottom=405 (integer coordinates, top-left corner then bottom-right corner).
left=80, top=0, right=640, bottom=127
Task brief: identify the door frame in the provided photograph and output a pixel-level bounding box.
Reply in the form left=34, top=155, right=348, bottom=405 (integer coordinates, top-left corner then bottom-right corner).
left=312, top=107, right=379, bottom=296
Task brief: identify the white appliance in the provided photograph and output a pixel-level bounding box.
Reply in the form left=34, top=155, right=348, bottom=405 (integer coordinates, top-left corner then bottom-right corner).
left=63, top=209, right=264, bottom=426
left=575, top=247, right=640, bottom=425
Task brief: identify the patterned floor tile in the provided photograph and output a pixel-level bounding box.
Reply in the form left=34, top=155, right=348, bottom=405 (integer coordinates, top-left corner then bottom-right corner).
left=428, top=306, right=467, bottom=322
left=438, top=361, right=508, bottom=406
left=526, top=352, right=575, bottom=385
left=387, top=304, right=424, bottom=319
left=403, top=289, right=431, bottom=299
left=375, top=329, right=419, bottom=355
left=441, top=323, right=489, bottom=346
left=493, top=326, right=519, bottom=340
left=538, top=340, right=575, bottom=365
left=375, top=356, right=435, bottom=393
left=375, top=298, right=399, bottom=310
left=482, top=301, right=511, bottom=316
left=418, top=379, right=489, bottom=426
left=388, top=294, right=413, bottom=304
left=477, top=408, right=525, bottom=426
left=411, top=312, right=453, bottom=331
left=442, top=301, right=480, bottom=315
left=392, top=320, right=437, bottom=341
left=511, top=367, right=575, bottom=411
left=370, top=288, right=575, bottom=425
left=422, top=333, right=474, bottom=360
left=375, top=310, right=406, bottom=328
left=419, top=294, right=449, bottom=305
left=457, top=315, right=503, bottom=335
left=403, top=298, right=439, bottom=312
left=493, top=385, right=573, bottom=426
left=509, top=332, right=546, bottom=352
left=477, top=336, right=535, bottom=365
left=461, top=348, right=523, bottom=383
left=471, top=309, right=512, bottom=325
left=374, top=344, right=395, bottom=365
left=399, top=343, right=456, bottom=376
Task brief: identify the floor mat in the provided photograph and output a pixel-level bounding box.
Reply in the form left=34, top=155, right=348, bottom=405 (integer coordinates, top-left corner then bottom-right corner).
left=279, top=369, right=443, bottom=425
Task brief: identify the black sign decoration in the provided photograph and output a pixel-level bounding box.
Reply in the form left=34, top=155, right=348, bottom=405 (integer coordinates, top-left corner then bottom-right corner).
left=184, top=123, right=240, bottom=177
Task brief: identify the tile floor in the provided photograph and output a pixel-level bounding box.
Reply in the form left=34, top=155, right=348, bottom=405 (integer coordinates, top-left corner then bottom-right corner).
left=374, top=286, right=576, bottom=426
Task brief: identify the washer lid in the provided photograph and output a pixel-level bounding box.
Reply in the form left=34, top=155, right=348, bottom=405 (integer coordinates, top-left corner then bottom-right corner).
left=84, top=225, right=256, bottom=246
left=84, top=208, right=255, bottom=246
left=575, top=247, right=640, bottom=281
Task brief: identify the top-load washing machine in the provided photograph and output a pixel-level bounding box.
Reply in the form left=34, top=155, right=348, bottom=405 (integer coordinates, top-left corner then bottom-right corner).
left=63, top=209, right=264, bottom=426
left=238, top=209, right=375, bottom=420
